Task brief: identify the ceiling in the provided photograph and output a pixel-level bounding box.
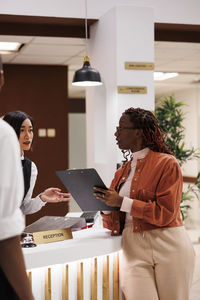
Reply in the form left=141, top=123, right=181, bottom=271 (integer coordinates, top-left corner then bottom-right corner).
left=154, top=41, right=200, bottom=96
left=1, top=35, right=200, bottom=98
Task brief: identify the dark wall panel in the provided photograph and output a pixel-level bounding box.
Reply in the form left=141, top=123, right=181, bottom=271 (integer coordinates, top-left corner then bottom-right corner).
left=0, top=64, right=69, bottom=225
left=0, top=14, right=97, bottom=37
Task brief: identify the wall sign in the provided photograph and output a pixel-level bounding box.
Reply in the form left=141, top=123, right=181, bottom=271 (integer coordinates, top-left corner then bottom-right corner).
left=125, top=62, right=154, bottom=70
left=117, top=86, right=147, bottom=94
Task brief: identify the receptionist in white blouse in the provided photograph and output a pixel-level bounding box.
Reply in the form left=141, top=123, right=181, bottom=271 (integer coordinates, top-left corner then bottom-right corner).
left=3, top=110, right=70, bottom=215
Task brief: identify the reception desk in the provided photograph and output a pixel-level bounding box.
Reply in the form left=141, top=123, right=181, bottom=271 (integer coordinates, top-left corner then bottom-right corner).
left=23, top=227, right=122, bottom=300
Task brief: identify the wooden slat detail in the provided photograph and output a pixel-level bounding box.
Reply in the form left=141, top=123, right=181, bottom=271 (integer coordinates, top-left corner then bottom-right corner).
left=45, top=268, right=51, bottom=300
left=91, top=257, right=97, bottom=300
left=113, top=253, right=119, bottom=300
left=77, top=262, right=84, bottom=300
left=62, top=264, right=69, bottom=300
left=27, top=271, right=32, bottom=289
left=103, top=256, right=109, bottom=300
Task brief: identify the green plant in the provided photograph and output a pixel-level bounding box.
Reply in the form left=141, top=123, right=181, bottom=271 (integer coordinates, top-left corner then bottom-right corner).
left=155, top=95, right=200, bottom=220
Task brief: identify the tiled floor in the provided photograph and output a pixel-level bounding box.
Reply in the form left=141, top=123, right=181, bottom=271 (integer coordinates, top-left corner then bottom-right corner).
left=187, top=229, right=200, bottom=300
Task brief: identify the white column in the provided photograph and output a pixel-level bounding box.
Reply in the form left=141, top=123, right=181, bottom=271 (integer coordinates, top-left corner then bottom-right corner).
left=86, top=6, right=154, bottom=186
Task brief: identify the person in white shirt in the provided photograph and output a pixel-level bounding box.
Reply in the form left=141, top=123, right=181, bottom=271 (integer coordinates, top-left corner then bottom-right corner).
left=3, top=110, right=70, bottom=215
left=0, top=56, right=34, bottom=299
left=0, top=120, right=34, bottom=300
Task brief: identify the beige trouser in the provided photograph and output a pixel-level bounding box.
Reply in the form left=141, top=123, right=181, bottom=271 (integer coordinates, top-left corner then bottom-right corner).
left=120, top=224, right=195, bottom=300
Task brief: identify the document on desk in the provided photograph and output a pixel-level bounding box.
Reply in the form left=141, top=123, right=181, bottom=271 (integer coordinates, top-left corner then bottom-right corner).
left=24, top=216, right=86, bottom=233
left=56, top=168, right=119, bottom=211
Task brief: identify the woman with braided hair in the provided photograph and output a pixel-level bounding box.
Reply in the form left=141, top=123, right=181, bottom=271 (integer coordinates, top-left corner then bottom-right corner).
left=94, top=107, right=195, bottom=300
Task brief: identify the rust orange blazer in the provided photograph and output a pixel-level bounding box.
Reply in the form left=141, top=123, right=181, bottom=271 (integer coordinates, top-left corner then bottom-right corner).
left=102, top=150, right=183, bottom=235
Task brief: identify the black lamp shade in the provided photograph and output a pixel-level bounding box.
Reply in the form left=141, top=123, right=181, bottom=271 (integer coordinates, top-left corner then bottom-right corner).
left=72, top=56, right=102, bottom=86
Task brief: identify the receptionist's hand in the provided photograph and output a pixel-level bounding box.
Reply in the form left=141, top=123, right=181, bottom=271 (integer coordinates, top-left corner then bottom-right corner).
left=40, top=187, right=71, bottom=203
left=93, top=187, right=123, bottom=207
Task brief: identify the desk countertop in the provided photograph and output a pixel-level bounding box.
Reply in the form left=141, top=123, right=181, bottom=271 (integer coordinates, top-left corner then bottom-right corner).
left=23, top=227, right=122, bottom=270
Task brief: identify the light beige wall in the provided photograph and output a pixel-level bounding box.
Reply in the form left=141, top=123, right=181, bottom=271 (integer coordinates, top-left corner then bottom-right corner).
left=69, top=113, right=86, bottom=169
left=156, top=86, right=200, bottom=176
left=174, top=87, right=200, bottom=177
left=68, top=113, right=86, bottom=212
left=156, top=86, right=200, bottom=228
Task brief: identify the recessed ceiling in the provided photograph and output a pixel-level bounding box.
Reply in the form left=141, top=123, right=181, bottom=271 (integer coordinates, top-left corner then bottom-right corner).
left=1, top=35, right=200, bottom=98
left=155, top=41, right=200, bottom=96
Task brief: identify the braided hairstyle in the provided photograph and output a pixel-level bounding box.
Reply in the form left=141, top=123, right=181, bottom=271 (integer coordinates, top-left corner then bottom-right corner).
left=122, top=107, right=172, bottom=162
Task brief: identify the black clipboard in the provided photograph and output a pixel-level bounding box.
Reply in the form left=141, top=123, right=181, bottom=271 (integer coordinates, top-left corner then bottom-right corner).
left=56, top=168, right=118, bottom=211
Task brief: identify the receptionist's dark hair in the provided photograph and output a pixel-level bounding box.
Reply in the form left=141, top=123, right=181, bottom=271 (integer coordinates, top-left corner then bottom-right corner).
left=3, top=110, right=34, bottom=138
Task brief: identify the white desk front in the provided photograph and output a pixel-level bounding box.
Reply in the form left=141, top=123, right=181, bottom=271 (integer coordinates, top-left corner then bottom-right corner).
left=23, top=228, right=122, bottom=300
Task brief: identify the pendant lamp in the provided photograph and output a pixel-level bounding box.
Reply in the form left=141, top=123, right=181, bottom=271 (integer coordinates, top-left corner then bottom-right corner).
left=72, top=0, right=102, bottom=87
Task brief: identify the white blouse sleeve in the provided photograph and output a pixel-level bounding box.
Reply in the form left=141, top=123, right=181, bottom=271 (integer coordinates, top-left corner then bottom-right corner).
left=20, top=161, right=47, bottom=215
left=120, top=196, right=134, bottom=213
